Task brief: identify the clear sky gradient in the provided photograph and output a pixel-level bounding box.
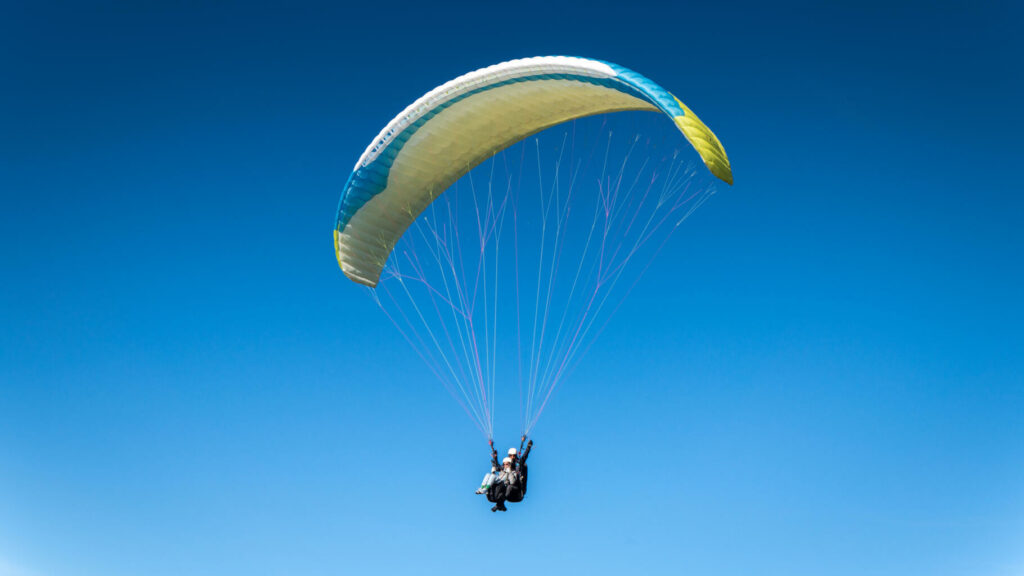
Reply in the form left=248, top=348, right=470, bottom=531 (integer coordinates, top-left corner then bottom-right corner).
left=2, top=1, right=1022, bottom=575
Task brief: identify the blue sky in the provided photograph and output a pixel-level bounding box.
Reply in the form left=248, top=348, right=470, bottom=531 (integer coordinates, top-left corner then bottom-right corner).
left=2, top=1, right=1022, bottom=575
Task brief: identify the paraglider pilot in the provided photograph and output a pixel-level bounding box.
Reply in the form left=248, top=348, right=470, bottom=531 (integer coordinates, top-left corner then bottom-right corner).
left=477, top=436, right=532, bottom=512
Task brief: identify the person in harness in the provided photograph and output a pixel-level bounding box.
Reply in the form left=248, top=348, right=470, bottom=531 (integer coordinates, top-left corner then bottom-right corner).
left=476, top=437, right=533, bottom=512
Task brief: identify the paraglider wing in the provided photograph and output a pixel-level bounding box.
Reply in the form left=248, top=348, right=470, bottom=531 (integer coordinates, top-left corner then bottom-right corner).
left=334, top=56, right=732, bottom=287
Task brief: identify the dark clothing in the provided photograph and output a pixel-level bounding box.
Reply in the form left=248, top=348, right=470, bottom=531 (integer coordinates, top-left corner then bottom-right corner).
left=505, top=460, right=528, bottom=502
left=485, top=481, right=505, bottom=503
left=519, top=440, right=532, bottom=464
left=506, top=441, right=531, bottom=501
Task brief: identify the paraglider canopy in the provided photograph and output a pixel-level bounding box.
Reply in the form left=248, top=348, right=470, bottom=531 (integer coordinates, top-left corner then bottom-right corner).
left=334, top=56, right=732, bottom=287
